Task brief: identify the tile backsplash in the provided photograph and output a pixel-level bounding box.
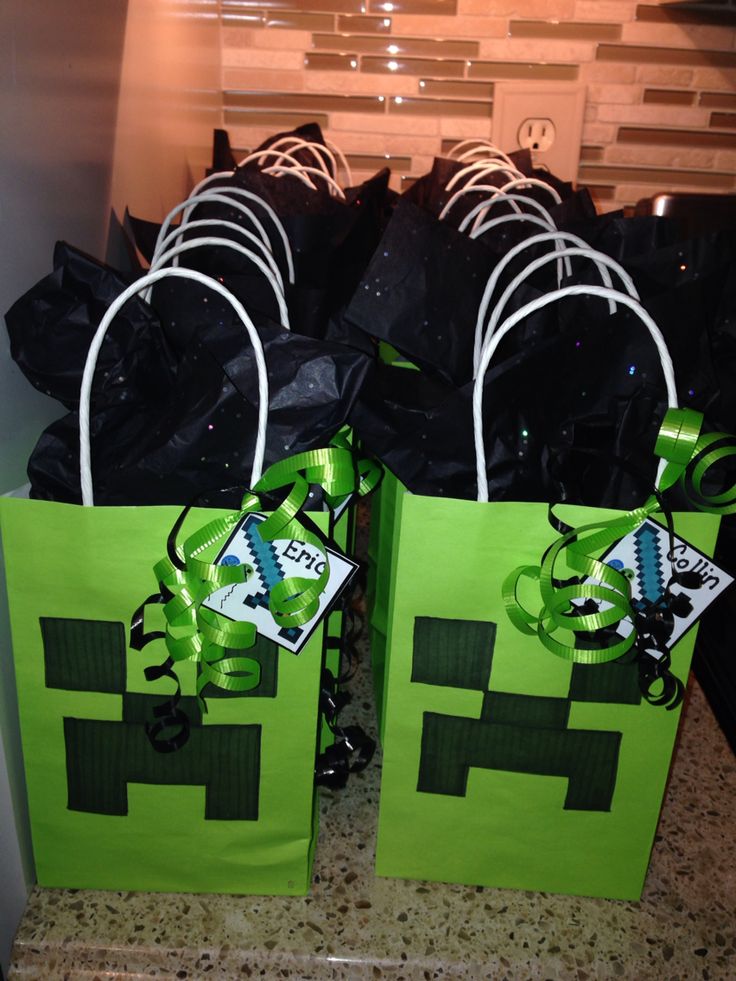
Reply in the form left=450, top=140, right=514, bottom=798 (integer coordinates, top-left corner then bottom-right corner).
left=221, top=0, right=736, bottom=207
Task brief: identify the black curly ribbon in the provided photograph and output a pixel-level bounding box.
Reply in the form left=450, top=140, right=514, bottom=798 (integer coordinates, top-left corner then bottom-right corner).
left=314, top=668, right=376, bottom=789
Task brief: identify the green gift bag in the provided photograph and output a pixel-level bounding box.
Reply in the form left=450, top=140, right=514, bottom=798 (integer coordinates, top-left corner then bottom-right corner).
left=375, top=285, right=731, bottom=900
left=0, top=268, right=359, bottom=895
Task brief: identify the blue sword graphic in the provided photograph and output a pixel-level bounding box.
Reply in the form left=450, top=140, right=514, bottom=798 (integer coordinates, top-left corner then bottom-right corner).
left=632, top=522, right=666, bottom=610
left=235, top=519, right=303, bottom=644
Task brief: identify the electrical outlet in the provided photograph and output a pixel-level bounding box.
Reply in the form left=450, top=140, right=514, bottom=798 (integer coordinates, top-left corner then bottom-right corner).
left=491, top=83, right=586, bottom=183
left=518, top=118, right=556, bottom=153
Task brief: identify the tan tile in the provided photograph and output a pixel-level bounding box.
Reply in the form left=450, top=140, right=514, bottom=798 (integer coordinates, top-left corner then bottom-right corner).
left=367, top=0, right=456, bottom=12
left=587, top=83, right=641, bottom=105
left=439, top=115, right=491, bottom=138
left=510, top=20, right=621, bottom=41
left=711, top=112, right=736, bottom=130
left=223, top=67, right=306, bottom=91
left=419, top=78, right=493, bottom=100
left=222, top=47, right=305, bottom=70
left=582, top=62, right=637, bottom=83
left=642, top=88, right=695, bottom=106
left=248, top=28, right=312, bottom=49
left=574, top=2, right=636, bottom=23
left=305, top=53, right=359, bottom=70
left=337, top=15, right=392, bottom=33
left=361, top=56, right=466, bottom=77
left=701, top=91, right=736, bottom=110
left=581, top=121, right=617, bottom=144
left=225, top=91, right=387, bottom=113
left=389, top=13, right=507, bottom=37
left=578, top=162, right=735, bottom=189
left=304, top=68, right=413, bottom=94
left=691, top=66, right=736, bottom=88
left=468, top=61, right=578, bottom=81
left=714, top=149, right=736, bottom=171
left=312, top=33, right=478, bottom=57
left=606, top=144, right=721, bottom=169
left=459, top=0, right=574, bottom=14
left=329, top=109, right=440, bottom=133
left=478, top=37, right=598, bottom=63
left=336, top=130, right=439, bottom=155
left=387, top=94, right=492, bottom=117
left=634, top=65, right=694, bottom=86
left=580, top=145, right=604, bottom=162
left=597, top=44, right=736, bottom=68
left=596, top=103, right=709, bottom=126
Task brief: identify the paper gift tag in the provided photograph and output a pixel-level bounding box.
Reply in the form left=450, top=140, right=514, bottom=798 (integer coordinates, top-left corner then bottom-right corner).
left=202, top=512, right=358, bottom=654
left=594, top=517, right=733, bottom=648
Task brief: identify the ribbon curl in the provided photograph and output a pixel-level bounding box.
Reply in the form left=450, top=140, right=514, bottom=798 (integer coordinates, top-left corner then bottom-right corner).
left=134, top=443, right=378, bottom=750
left=503, top=408, right=736, bottom=689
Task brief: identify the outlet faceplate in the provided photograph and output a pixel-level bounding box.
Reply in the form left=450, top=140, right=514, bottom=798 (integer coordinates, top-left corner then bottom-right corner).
left=491, top=82, right=586, bottom=183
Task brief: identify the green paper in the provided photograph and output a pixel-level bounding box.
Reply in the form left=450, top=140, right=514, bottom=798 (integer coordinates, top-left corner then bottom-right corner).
left=0, top=498, right=328, bottom=895
left=374, top=492, right=721, bottom=900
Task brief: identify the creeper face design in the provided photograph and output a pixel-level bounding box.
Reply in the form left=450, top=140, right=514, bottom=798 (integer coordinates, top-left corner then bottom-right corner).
left=412, top=617, right=641, bottom=811
left=41, top=617, right=279, bottom=820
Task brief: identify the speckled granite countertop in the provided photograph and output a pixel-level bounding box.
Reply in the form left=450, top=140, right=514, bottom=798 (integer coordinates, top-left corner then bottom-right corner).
left=9, top=653, right=736, bottom=981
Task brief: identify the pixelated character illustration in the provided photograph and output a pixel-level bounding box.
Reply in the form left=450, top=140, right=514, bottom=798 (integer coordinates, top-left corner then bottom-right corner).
left=412, top=617, right=642, bottom=811
left=41, top=616, right=280, bottom=820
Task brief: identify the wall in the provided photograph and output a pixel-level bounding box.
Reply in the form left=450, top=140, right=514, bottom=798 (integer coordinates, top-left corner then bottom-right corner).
left=0, top=1, right=220, bottom=973
left=221, top=0, right=736, bottom=208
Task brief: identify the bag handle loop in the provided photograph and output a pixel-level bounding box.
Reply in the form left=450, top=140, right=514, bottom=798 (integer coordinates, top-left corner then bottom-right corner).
left=447, top=138, right=513, bottom=162
left=150, top=237, right=290, bottom=330
left=253, top=136, right=338, bottom=178
left=473, top=285, right=678, bottom=502
left=495, top=177, right=562, bottom=206
left=473, top=231, right=636, bottom=374
left=239, top=149, right=317, bottom=187
left=458, top=191, right=555, bottom=232
left=262, top=164, right=347, bottom=200
left=154, top=193, right=270, bottom=263
left=79, top=269, right=269, bottom=506
left=444, top=160, right=525, bottom=193
left=154, top=218, right=284, bottom=286
left=175, top=182, right=296, bottom=283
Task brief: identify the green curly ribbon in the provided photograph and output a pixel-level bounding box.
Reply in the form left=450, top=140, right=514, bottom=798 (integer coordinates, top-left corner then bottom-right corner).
left=503, top=408, right=736, bottom=664
left=153, top=445, right=365, bottom=707
left=325, top=429, right=384, bottom=511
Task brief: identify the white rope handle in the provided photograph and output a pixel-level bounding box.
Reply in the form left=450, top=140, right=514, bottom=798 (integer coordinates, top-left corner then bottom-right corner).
left=457, top=147, right=517, bottom=167
left=179, top=184, right=296, bottom=284
left=154, top=193, right=271, bottom=264
left=240, top=149, right=317, bottom=188
left=459, top=192, right=557, bottom=234
left=463, top=166, right=526, bottom=190
left=150, top=237, right=290, bottom=330
left=496, top=177, right=562, bottom=206
left=445, top=160, right=524, bottom=193
left=473, top=231, right=632, bottom=374
left=325, top=138, right=353, bottom=186
left=473, top=285, right=678, bottom=502
left=447, top=139, right=515, bottom=168
left=477, top=247, right=639, bottom=378
left=262, top=164, right=347, bottom=200
left=79, top=268, right=269, bottom=506
left=469, top=212, right=557, bottom=242
left=257, top=137, right=337, bottom=178
left=440, top=182, right=531, bottom=222
left=154, top=218, right=284, bottom=286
